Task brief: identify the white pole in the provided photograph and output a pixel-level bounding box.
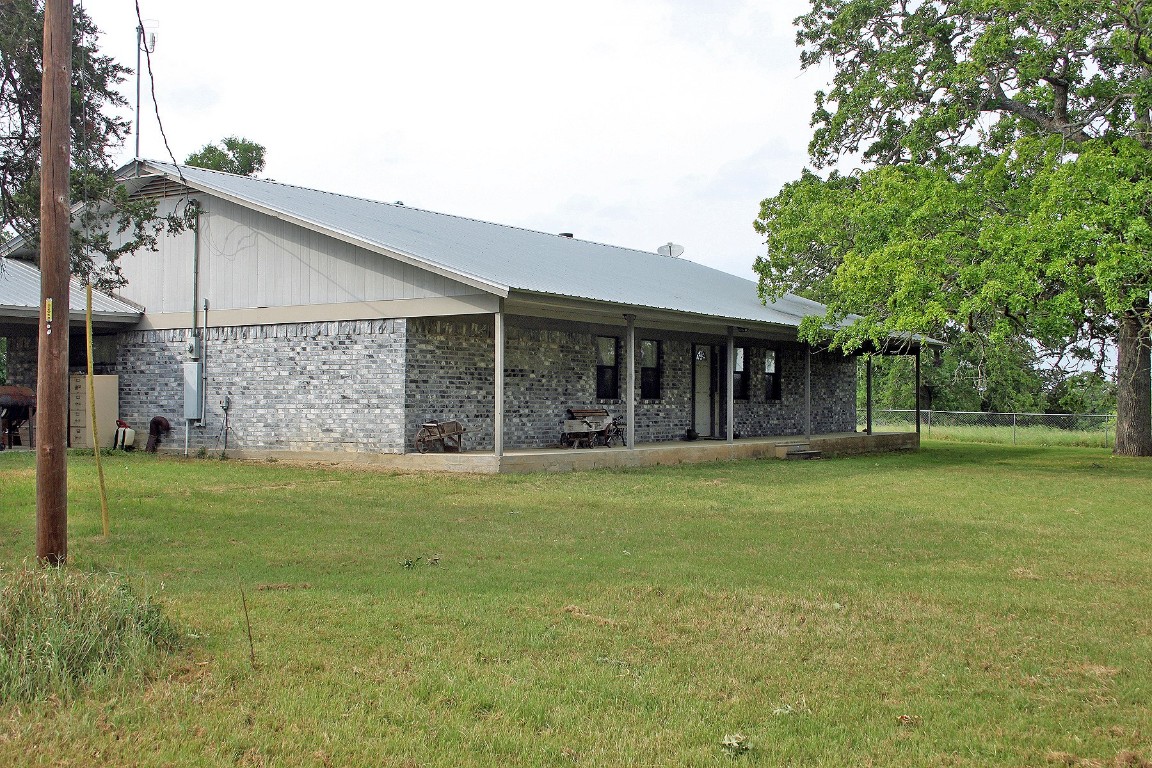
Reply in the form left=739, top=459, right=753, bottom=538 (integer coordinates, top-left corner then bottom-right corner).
left=625, top=314, right=636, bottom=450
left=804, top=344, right=812, bottom=440
left=494, top=303, right=505, bottom=459
left=727, top=328, right=735, bottom=444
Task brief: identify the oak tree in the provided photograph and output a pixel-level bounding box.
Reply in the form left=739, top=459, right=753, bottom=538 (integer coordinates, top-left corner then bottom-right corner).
left=185, top=136, right=265, bottom=177
left=757, top=1, right=1152, bottom=455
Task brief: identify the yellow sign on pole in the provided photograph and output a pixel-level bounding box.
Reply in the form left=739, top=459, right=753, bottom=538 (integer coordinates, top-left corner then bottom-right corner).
left=45, top=298, right=54, bottom=321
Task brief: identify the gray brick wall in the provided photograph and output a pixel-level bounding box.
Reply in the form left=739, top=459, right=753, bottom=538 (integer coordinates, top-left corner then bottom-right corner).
left=104, top=314, right=856, bottom=455
left=405, top=317, right=496, bottom=451
left=116, top=320, right=406, bottom=453
left=3, top=335, right=37, bottom=387
left=810, top=350, right=858, bottom=434
left=405, top=319, right=699, bottom=450
left=405, top=318, right=857, bottom=451
left=732, top=346, right=856, bottom=437
left=632, top=338, right=694, bottom=443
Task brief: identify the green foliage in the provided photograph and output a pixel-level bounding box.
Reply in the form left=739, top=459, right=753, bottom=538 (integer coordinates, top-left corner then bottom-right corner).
left=797, top=0, right=1152, bottom=168
left=762, top=1, right=1152, bottom=453
left=758, top=138, right=1152, bottom=357
left=861, top=336, right=1047, bottom=414
left=0, top=0, right=193, bottom=290
left=185, top=136, right=266, bottom=177
left=1044, top=371, right=1117, bottom=415
left=0, top=565, right=180, bottom=702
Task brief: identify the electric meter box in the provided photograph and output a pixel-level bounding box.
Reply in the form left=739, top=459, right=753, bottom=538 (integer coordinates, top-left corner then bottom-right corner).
left=183, top=361, right=203, bottom=421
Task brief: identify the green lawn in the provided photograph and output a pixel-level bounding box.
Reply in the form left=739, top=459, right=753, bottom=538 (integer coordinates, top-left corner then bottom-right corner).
left=1, top=444, right=1149, bottom=767
left=866, top=419, right=1115, bottom=448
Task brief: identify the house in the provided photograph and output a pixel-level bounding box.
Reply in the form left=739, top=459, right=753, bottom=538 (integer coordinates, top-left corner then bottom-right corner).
left=0, top=161, right=922, bottom=470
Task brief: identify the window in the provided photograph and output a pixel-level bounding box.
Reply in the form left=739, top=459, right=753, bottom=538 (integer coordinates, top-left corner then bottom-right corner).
left=640, top=339, right=661, bottom=399
left=732, top=347, right=749, bottom=400
left=595, top=336, right=619, bottom=399
left=765, top=349, right=782, bottom=401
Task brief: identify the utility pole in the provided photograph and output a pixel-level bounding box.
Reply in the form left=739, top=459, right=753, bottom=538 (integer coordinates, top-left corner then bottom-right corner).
left=37, top=0, right=73, bottom=565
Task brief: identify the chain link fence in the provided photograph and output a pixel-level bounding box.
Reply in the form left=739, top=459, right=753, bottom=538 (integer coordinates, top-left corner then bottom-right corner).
left=865, top=410, right=1117, bottom=448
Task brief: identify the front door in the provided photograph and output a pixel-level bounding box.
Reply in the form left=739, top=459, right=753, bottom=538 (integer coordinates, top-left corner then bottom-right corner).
left=693, top=345, right=719, bottom=437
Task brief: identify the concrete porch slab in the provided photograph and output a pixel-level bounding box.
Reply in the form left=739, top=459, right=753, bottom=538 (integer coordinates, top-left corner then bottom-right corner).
left=215, top=432, right=918, bottom=474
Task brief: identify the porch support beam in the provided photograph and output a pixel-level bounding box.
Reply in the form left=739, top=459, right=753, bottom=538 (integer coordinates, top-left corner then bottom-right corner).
left=726, top=326, right=735, bottom=444
left=914, top=347, right=922, bottom=436
left=866, top=355, right=873, bottom=435
left=804, top=343, right=812, bottom=440
left=494, top=301, right=505, bottom=458
left=625, top=314, right=636, bottom=450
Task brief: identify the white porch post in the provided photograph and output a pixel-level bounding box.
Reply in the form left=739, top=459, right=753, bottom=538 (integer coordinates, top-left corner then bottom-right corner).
left=625, top=314, right=636, bottom=450
left=726, top=326, right=735, bottom=444
left=494, top=301, right=505, bottom=458
left=804, top=343, right=812, bottom=440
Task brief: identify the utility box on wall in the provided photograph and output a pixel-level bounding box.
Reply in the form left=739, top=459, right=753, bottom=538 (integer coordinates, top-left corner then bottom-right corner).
left=183, top=361, right=203, bottom=421
left=68, top=374, right=118, bottom=449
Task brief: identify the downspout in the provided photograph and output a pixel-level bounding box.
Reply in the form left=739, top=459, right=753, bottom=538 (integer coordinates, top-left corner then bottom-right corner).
left=191, top=200, right=201, bottom=344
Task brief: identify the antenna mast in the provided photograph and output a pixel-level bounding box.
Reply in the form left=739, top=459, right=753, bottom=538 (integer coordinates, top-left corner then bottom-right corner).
left=134, top=21, right=157, bottom=161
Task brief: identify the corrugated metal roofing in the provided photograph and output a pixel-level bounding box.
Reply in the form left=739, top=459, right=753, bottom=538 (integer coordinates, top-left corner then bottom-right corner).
left=142, top=161, right=826, bottom=329
left=0, top=257, right=142, bottom=320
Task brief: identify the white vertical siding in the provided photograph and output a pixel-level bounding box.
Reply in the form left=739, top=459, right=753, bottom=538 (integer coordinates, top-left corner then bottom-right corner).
left=114, top=195, right=480, bottom=313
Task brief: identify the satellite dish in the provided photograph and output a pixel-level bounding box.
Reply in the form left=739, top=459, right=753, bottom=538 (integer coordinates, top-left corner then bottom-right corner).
left=657, top=242, right=685, bottom=258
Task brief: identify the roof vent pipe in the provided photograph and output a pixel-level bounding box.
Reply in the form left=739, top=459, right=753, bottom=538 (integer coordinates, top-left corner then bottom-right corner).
left=559, top=232, right=573, bottom=238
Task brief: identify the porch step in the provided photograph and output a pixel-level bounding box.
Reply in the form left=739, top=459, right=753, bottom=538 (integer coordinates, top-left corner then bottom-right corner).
left=774, top=442, right=823, bottom=460
left=783, top=449, right=823, bottom=460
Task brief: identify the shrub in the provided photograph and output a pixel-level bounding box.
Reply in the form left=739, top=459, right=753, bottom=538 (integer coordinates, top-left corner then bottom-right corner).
left=0, top=566, right=180, bottom=702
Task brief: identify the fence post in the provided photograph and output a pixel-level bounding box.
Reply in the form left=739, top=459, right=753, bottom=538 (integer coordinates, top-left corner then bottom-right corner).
left=927, top=409, right=932, bottom=437
left=1012, top=413, right=1016, bottom=446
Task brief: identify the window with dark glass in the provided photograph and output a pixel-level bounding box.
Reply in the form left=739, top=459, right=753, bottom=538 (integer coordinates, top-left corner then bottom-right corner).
left=765, top=349, right=782, bottom=401
left=595, top=336, right=619, bottom=399
left=733, top=347, right=749, bottom=400
left=640, top=339, right=661, bottom=399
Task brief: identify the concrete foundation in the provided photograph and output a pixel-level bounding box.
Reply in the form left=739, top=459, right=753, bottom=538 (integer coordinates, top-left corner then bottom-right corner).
left=207, top=431, right=918, bottom=474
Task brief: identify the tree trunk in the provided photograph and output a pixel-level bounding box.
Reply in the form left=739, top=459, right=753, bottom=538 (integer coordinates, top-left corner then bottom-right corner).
left=1114, top=306, right=1152, bottom=457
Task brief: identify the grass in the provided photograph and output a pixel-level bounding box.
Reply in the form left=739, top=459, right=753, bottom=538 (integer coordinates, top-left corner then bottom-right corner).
left=0, top=443, right=1149, bottom=766
left=0, top=566, right=180, bottom=702
left=869, top=421, right=1114, bottom=448
left=925, top=423, right=1114, bottom=448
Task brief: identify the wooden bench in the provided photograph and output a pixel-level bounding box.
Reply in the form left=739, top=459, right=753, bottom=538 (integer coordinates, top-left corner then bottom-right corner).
left=561, top=408, right=625, bottom=449
left=413, top=420, right=466, bottom=454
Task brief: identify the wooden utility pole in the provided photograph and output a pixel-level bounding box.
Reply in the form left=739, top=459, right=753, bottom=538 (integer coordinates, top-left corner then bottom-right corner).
left=36, top=0, right=73, bottom=565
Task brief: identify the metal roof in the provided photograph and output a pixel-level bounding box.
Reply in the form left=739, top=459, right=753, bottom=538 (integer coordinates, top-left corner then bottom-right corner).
left=0, top=257, right=142, bottom=324
left=140, top=161, right=828, bottom=330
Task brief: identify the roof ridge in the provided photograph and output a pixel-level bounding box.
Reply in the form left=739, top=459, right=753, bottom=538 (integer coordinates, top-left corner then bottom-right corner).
left=146, top=160, right=686, bottom=263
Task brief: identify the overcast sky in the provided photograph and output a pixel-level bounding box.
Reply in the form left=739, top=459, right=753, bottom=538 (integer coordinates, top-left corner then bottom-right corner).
left=81, top=0, right=827, bottom=281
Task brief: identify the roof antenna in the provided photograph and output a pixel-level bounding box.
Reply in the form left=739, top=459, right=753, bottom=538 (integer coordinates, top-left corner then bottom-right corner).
left=657, top=242, right=684, bottom=258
